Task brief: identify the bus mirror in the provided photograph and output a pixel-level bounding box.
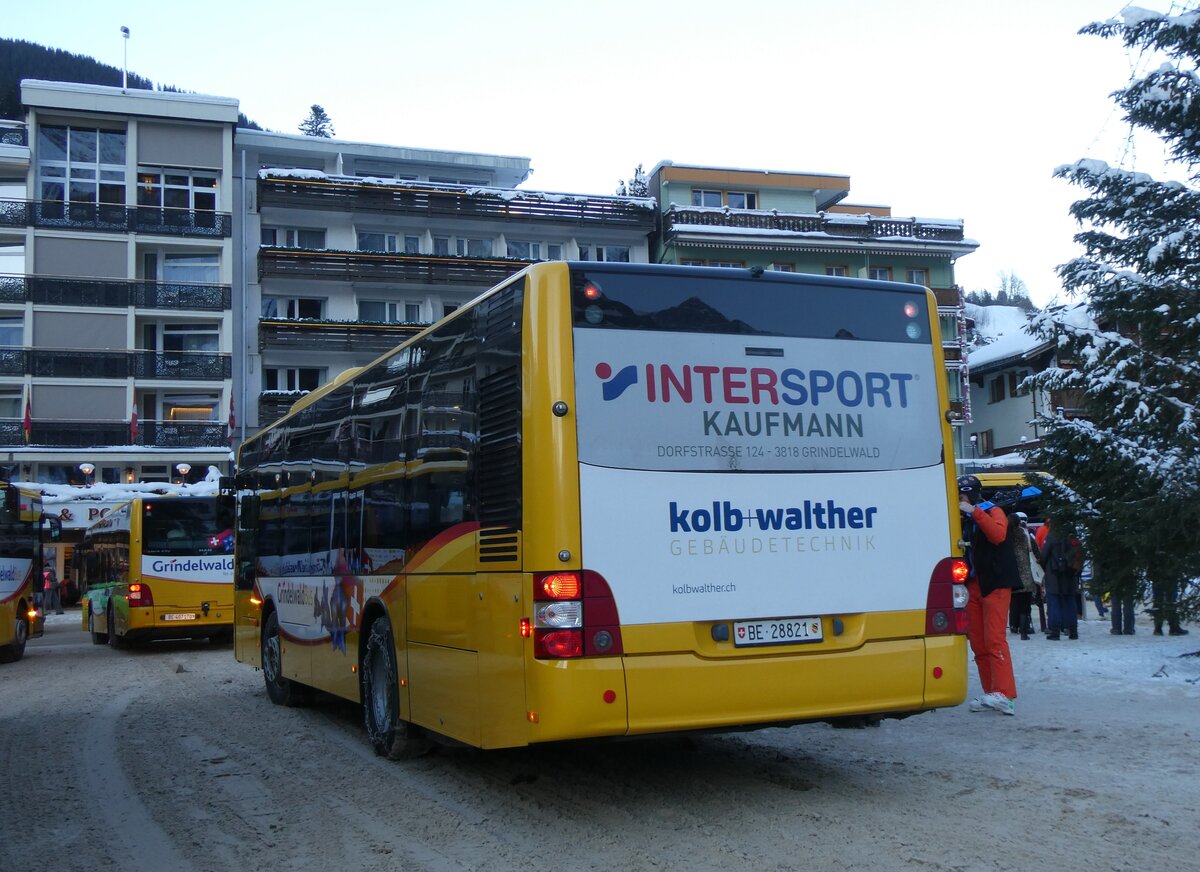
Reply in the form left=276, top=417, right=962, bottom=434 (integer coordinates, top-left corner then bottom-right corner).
left=4, top=486, right=19, bottom=514
left=41, top=513, right=62, bottom=541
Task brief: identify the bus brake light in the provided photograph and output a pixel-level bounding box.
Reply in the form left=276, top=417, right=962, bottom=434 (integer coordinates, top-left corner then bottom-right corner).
left=925, top=557, right=967, bottom=636
left=127, top=583, right=154, bottom=606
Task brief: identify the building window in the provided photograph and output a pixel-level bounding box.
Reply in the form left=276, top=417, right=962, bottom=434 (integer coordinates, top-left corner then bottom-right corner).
left=1010, top=370, right=1031, bottom=396
left=691, top=189, right=722, bottom=207
left=163, top=392, right=218, bottom=421
left=506, top=240, right=542, bottom=260
left=137, top=168, right=217, bottom=214
left=726, top=191, right=758, bottom=209
left=0, top=316, right=23, bottom=347
left=710, top=261, right=744, bottom=269
left=433, top=236, right=450, bottom=256
left=0, top=387, right=21, bottom=419
left=262, top=296, right=323, bottom=319
left=825, top=266, right=848, bottom=277
left=771, top=263, right=796, bottom=272
left=945, top=369, right=963, bottom=402
left=906, top=268, right=929, bottom=286
left=456, top=238, right=493, bottom=257
left=405, top=235, right=421, bottom=254
left=442, top=304, right=458, bottom=318
left=142, top=252, right=220, bottom=284
left=578, top=244, right=629, bottom=262
left=263, top=367, right=324, bottom=392
left=359, top=300, right=422, bottom=323
left=680, top=259, right=706, bottom=267
left=989, top=376, right=1006, bottom=404
left=547, top=244, right=563, bottom=260
left=162, top=323, right=219, bottom=353
left=939, top=313, right=959, bottom=342
left=37, top=125, right=127, bottom=215
left=261, top=227, right=325, bottom=248
left=978, top=429, right=994, bottom=455
left=357, top=231, right=398, bottom=252
left=868, top=267, right=892, bottom=281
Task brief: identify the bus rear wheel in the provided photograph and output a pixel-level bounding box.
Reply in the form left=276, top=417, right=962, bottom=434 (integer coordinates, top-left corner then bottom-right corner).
left=106, top=604, right=126, bottom=649
left=89, top=609, right=108, bottom=645
left=0, top=612, right=28, bottom=663
left=362, top=615, right=429, bottom=759
left=261, top=610, right=306, bottom=707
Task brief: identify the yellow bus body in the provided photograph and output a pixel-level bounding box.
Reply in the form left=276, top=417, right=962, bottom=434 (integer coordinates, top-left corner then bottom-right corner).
left=0, top=484, right=47, bottom=662
left=235, top=262, right=968, bottom=749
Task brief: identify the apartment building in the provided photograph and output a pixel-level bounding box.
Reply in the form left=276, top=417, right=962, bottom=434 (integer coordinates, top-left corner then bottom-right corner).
left=646, top=162, right=979, bottom=451
left=233, top=131, right=657, bottom=431
left=1, top=80, right=238, bottom=486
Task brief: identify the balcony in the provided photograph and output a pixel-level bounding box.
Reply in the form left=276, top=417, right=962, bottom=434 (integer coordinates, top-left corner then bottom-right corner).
left=259, top=319, right=424, bottom=354
left=1, top=199, right=232, bottom=238
left=0, top=126, right=27, bottom=147
left=663, top=207, right=978, bottom=257
left=258, top=175, right=656, bottom=229
left=932, top=286, right=964, bottom=308
left=259, top=248, right=528, bottom=287
left=0, top=349, right=231, bottom=380
left=0, top=419, right=228, bottom=449
left=258, top=392, right=302, bottom=424
left=0, top=274, right=230, bottom=309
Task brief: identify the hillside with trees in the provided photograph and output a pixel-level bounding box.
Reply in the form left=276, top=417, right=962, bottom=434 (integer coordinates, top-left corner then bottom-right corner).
left=0, top=38, right=261, bottom=129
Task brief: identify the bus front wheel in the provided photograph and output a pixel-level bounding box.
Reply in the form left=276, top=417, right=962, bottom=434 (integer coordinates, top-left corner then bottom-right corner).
left=362, top=615, right=429, bottom=760
left=261, top=611, right=306, bottom=707
left=0, top=612, right=28, bottom=663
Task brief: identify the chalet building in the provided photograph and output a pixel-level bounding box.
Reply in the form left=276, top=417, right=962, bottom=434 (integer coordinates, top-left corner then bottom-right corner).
left=233, top=132, right=655, bottom=431
left=1, top=80, right=238, bottom=486
left=646, top=162, right=979, bottom=453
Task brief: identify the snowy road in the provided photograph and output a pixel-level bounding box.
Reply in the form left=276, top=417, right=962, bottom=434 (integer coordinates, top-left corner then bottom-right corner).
left=2, top=610, right=1197, bottom=872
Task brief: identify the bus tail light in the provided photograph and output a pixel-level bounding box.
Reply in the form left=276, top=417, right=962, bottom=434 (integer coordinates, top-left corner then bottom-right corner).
left=925, top=557, right=968, bottom=635
left=531, top=570, right=623, bottom=659
left=127, top=583, right=154, bottom=607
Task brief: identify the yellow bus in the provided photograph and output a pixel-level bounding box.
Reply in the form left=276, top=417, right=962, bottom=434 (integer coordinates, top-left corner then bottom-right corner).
left=0, top=483, right=59, bottom=663
left=80, top=495, right=235, bottom=647
left=233, top=262, right=969, bottom=755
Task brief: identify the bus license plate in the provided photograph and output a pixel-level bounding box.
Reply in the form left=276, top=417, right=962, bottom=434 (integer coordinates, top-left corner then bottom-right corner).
left=163, top=613, right=198, bottom=621
left=733, top=616, right=823, bottom=647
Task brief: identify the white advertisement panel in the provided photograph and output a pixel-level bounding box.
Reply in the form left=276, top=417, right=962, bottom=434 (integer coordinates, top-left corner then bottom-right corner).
left=0, top=558, right=33, bottom=602
left=573, top=330, right=942, bottom=473
left=141, top=555, right=233, bottom=584
left=579, top=463, right=952, bottom=626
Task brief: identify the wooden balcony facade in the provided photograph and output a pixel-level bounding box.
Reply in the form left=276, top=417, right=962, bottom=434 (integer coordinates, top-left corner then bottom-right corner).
left=259, top=319, right=424, bottom=354
left=258, top=248, right=531, bottom=287
left=258, top=176, right=657, bottom=229
left=0, top=274, right=230, bottom=310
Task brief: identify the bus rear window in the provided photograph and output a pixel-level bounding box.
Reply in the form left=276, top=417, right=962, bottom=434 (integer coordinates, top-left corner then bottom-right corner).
left=571, top=267, right=931, bottom=344
left=142, top=500, right=234, bottom=556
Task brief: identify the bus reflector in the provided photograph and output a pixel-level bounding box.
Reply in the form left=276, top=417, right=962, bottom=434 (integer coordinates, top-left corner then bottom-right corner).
left=520, top=617, right=532, bottom=637
left=127, top=583, right=154, bottom=606
left=925, top=557, right=968, bottom=636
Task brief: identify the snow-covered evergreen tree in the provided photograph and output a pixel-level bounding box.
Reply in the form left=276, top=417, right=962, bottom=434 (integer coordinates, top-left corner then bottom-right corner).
left=1025, top=7, right=1200, bottom=624
left=299, top=104, right=335, bottom=138
left=616, top=164, right=649, bottom=197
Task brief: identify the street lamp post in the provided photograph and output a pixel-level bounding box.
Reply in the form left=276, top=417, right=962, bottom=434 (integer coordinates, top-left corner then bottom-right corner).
left=78, top=462, right=95, bottom=487
left=175, top=462, right=191, bottom=484
left=969, top=434, right=978, bottom=472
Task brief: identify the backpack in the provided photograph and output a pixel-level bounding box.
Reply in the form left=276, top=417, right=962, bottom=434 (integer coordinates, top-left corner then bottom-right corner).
left=1051, top=539, right=1083, bottom=575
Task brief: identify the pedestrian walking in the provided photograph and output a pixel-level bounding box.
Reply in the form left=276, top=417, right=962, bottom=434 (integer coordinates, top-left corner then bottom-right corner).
left=1039, top=522, right=1083, bottom=641
left=42, top=560, right=63, bottom=615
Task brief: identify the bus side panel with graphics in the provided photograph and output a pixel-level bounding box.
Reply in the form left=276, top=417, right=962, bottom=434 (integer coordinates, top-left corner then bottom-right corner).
left=81, top=496, right=234, bottom=646
left=0, top=484, right=52, bottom=663
left=233, top=262, right=968, bottom=752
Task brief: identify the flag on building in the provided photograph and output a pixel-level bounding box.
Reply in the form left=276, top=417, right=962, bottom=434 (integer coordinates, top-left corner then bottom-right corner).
left=227, top=395, right=236, bottom=444
left=22, top=393, right=31, bottom=444
left=130, top=402, right=138, bottom=444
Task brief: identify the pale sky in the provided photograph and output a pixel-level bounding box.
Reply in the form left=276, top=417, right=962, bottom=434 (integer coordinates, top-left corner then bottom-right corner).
left=3, top=0, right=1184, bottom=306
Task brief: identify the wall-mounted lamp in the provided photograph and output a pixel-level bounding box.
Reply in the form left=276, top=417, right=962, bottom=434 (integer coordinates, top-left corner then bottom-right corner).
left=79, top=462, right=96, bottom=486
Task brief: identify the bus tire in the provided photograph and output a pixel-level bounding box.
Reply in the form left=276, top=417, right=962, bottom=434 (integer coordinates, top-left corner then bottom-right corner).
left=0, top=611, right=28, bottom=663
left=261, top=610, right=306, bottom=707
left=107, top=604, right=126, bottom=649
left=362, top=615, right=429, bottom=760
left=89, top=609, right=108, bottom=645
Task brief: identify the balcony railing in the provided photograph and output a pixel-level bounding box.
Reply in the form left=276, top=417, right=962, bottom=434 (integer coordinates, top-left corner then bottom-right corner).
left=258, top=319, right=425, bottom=354
left=0, top=275, right=230, bottom=310
left=258, top=392, right=303, bottom=424
left=0, top=419, right=228, bottom=449
left=0, top=127, right=28, bottom=147
left=259, top=248, right=528, bottom=287
left=1, top=199, right=233, bottom=238
left=664, top=207, right=969, bottom=244
left=0, top=348, right=230, bottom=380
left=258, top=175, right=656, bottom=229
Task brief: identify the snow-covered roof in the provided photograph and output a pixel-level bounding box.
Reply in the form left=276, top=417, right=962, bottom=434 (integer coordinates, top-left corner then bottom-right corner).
left=966, top=302, right=1094, bottom=373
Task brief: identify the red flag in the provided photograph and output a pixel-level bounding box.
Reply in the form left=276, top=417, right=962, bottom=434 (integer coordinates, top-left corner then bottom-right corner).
left=227, top=395, right=236, bottom=444
left=130, top=402, right=139, bottom=444
left=22, top=394, right=31, bottom=444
